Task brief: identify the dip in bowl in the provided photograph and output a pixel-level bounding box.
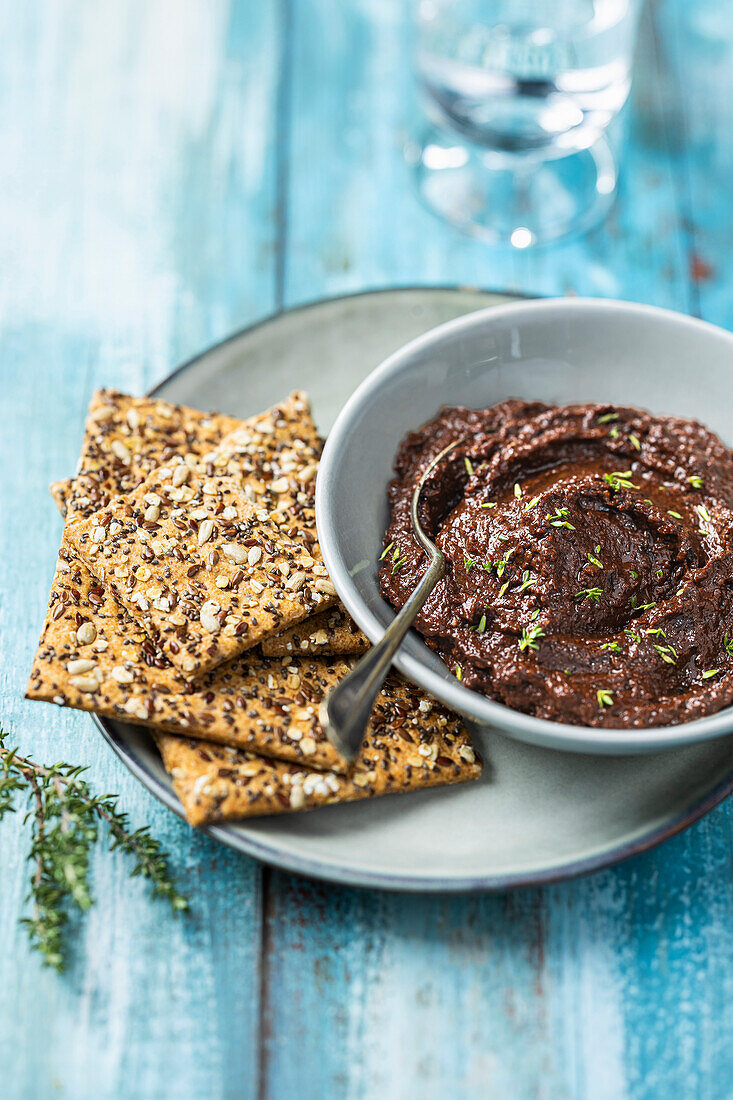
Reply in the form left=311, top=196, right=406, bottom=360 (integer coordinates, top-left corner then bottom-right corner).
left=316, top=297, right=733, bottom=753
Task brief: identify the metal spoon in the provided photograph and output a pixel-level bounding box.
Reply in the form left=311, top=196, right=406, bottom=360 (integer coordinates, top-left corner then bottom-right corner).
left=320, top=436, right=467, bottom=763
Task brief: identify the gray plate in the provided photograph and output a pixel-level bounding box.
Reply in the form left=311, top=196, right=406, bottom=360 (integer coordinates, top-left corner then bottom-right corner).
left=95, top=288, right=733, bottom=891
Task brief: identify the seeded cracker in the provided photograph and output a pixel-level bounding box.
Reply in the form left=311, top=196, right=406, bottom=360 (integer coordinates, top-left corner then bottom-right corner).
left=51, top=390, right=242, bottom=518
left=261, top=605, right=370, bottom=657
left=66, top=460, right=335, bottom=677
left=154, top=703, right=481, bottom=826
left=27, top=549, right=480, bottom=786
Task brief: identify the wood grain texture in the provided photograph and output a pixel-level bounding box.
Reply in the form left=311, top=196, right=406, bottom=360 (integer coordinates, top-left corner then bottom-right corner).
left=1, top=1, right=732, bottom=1098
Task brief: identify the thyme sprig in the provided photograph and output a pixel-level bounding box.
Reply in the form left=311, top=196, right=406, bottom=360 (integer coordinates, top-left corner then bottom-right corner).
left=0, top=728, right=188, bottom=971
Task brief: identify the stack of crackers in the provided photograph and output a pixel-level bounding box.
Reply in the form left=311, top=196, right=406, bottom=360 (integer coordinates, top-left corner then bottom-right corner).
left=27, top=390, right=481, bottom=827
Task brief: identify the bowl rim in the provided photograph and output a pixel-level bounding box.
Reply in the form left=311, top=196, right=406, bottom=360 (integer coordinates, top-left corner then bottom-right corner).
left=316, top=294, right=733, bottom=753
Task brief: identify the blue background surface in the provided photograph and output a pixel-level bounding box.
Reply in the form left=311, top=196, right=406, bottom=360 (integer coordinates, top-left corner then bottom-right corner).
left=1, top=2, right=732, bottom=1097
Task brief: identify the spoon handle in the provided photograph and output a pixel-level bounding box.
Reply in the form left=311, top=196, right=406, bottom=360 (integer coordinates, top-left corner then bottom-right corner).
left=319, top=552, right=444, bottom=762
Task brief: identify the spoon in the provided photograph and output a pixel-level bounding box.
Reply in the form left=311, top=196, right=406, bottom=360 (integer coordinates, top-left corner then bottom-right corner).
left=319, top=436, right=467, bottom=763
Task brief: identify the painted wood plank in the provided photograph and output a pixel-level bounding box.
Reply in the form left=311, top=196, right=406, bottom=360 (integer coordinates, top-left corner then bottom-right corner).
left=0, top=2, right=281, bottom=1096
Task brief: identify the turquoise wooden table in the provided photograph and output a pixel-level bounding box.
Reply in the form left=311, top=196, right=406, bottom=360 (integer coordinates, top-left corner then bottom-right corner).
left=2, top=2, right=732, bottom=1097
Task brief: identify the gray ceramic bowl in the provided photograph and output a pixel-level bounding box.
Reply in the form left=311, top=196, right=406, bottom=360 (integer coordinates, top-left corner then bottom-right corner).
left=316, top=296, right=733, bottom=754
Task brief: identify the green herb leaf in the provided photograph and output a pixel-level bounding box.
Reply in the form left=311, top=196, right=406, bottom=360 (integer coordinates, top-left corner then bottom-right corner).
left=575, top=587, right=603, bottom=603
left=519, top=623, right=545, bottom=652
left=603, top=470, right=637, bottom=492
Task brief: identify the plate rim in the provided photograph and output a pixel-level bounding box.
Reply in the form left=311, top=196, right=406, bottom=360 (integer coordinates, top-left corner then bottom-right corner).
left=92, top=285, right=733, bottom=892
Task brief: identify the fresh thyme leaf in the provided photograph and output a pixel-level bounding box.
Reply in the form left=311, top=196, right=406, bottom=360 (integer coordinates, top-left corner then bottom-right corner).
left=464, top=457, right=474, bottom=476
left=597, top=689, right=614, bottom=709
left=0, top=728, right=187, bottom=972
left=702, top=669, right=720, bottom=679
left=575, top=587, right=602, bottom=603
left=517, top=571, right=536, bottom=594
left=519, top=623, right=545, bottom=652
left=688, top=475, right=704, bottom=489
left=546, top=507, right=575, bottom=530
left=587, top=545, right=603, bottom=569
left=654, top=643, right=678, bottom=665
left=597, top=412, right=619, bottom=424
left=603, top=470, right=637, bottom=492
left=379, top=541, right=394, bottom=561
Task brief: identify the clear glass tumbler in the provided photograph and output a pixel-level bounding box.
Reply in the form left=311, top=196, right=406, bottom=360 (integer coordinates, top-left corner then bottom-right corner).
left=412, top=0, right=643, bottom=246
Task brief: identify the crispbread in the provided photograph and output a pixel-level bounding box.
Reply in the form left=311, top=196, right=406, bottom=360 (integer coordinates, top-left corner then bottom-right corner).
left=27, top=548, right=350, bottom=770
left=51, top=390, right=242, bottom=518
left=261, top=605, right=370, bottom=657
left=65, top=460, right=335, bottom=678
left=27, top=549, right=480, bottom=785
left=154, top=686, right=481, bottom=825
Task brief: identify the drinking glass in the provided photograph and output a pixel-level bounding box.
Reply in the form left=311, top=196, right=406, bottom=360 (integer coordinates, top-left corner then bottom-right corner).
left=412, top=0, right=643, bottom=246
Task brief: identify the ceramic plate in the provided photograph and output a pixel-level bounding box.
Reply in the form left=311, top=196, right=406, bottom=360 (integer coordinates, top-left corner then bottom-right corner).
left=94, top=288, right=733, bottom=891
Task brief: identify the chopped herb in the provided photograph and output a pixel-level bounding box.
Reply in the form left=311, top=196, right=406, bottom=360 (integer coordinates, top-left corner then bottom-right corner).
left=702, top=669, right=720, bottom=679
left=517, top=571, right=536, bottom=594
left=600, top=641, right=622, bottom=653
left=597, top=412, right=619, bottom=424
left=688, top=475, right=704, bottom=489
left=667, top=510, right=683, bottom=520
left=575, top=587, right=603, bottom=603
left=631, top=597, right=656, bottom=612
left=524, top=495, right=540, bottom=512
left=597, top=689, right=614, bottom=709
left=654, top=643, right=678, bottom=665
left=514, top=483, right=522, bottom=499
left=587, top=545, right=603, bottom=569
left=547, top=507, right=576, bottom=530
left=519, top=623, right=545, bottom=652
left=628, top=433, right=641, bottom=452
left=464, top=457, right=474, bottom=476
left=477, top=614, right=487, bottom=634
left=379, top=542, right=394, bottom=561
left=603, top=470, right=637, bottom=492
